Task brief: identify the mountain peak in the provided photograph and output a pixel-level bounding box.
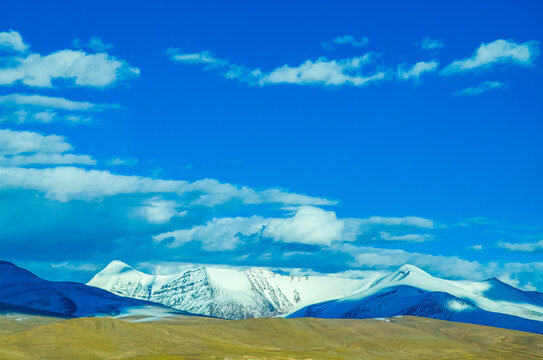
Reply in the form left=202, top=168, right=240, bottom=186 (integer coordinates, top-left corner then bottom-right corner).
left=396, top=264, right=427, bottom=274
left=101, top=260, right=134, bottom=274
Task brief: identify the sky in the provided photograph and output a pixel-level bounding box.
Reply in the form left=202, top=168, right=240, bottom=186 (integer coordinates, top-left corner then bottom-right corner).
left=0, top=0, right=542, bottom=290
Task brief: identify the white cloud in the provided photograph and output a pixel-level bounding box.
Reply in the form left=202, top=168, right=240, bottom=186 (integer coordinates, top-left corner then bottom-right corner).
left=32, top=111, right=56, bottom=123
left=260, top=55, right=386, bottom=87
left=0, top=129, right=72, bottom=155
left=0, top=93, right=95, bottom=110
left=453, top=81, right=506, bottom=96
left=323, top=35, right=369, bottom=50
left=168, top=49, right=387, bottom=87
left=134, top=197, right=186, bottom=224
left=0, top=49, right=140, bottom=87
left=498, top=240, right=543, bottom=252
left=397, top=61, right=438, bottom=81
left=106, top=157, right=139, bottom=166
left=0, top=165, right=334, bottom=205
left=262, top=206, right=345, bottom=245
left=418, top=37, right=444, bottom=50
left=355, top=216, right=434, bottom=229
left=50, top=261, right=100, bottom=272
left=0, top=30, right=28, bottom=52
left=0, top=153, right=95, bottom=166
left=73, top=36, right=114, bottom=53
left=153, top=207, right=436, bottom=249
left=345, top=244, right=489, bottom=280
left=0, top=129, right=95, bottom=166
left=379, top=231, right=433, bottom=242
left=154, top=215, right=266, bottom=250
left=468, top=244, right=483, bottom=251
left=442, top=39, right=539, bottom=74
left=167, top=49, right=228, bottom=67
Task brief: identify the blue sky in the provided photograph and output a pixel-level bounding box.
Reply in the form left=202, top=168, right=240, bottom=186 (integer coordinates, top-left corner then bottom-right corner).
left=1, top=1, right=542, bottom=290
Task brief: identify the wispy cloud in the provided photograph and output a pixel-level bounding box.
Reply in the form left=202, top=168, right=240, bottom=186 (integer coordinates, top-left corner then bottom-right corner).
left=167, top=49, right=228, bottom=67
left=73, top=36, right=114, bottom=53
left=418, top=37, right=444, bottom=51
left=454, top=81, right=506, bottom=96
left=168, top=38, right=539, bottom=90
left=0, top=93, right=118, bottom=124
left=168, top=49, right=387, bottom=87
left=323, top=35, right=369, bottom=50
left=498, top=240, right=543, bottom=253
left=442, top=39, right=539, bottom=74
left=0, top=93, right=96, bottom=111
left=379, top=231, right=433, bottom=242
left=106, top=157, right=139, bottom=166
left=397, top=61, right=439, bottom=81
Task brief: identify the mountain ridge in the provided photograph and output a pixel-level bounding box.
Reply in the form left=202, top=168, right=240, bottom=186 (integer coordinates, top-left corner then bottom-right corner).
left=88, top=260, right=373, bottom=319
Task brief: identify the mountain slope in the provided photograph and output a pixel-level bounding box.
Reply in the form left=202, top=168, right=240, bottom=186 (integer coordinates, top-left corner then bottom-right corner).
left=87, top=260, right=372, bottom=319
left=0, top=261, right=192, bottom=318
left=289, top=264, right=543, bottom=334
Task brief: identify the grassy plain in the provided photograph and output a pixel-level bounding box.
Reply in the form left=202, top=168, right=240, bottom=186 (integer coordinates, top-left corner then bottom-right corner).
left=0, top=314, right=541, bottom=359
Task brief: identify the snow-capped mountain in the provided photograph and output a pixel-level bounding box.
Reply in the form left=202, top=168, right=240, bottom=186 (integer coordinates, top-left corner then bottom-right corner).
left=289, top=264, right=543, bottom=334
left=87, top=260, right=372, bottom=319
left=0, top=261, right=192, bottom=318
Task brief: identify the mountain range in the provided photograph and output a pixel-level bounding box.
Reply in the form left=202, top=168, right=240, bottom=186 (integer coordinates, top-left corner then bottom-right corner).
left=1, top=259, right=542, bottom=334
left=87, top=261, right=543, bottom=333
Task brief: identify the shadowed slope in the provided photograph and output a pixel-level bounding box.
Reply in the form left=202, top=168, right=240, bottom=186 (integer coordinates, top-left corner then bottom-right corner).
left=0, top=261, right=194, bottom=318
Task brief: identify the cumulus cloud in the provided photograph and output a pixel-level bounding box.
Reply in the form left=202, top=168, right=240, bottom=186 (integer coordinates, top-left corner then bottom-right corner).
left=0, top=30, right=28, bottom=52
left=418, top=37, right=444, bottom=50
left=468, top=244, right=483, bottom=251
left=498, top=240, right=543, bottom=252
left=442, top=39, right=539, bottom=74
left=73, top=36, right=114, bottom=53
left=323, top=35, right=369, bottom=50
left=168, top=49, right=387, bottom=87
left=262, top=206, right=345, bottom=245
left=453, top=81, right=506, bottom=96
left=0, top=49, right=140, bottom=87
left=397, top=61, right=438, bottom=81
